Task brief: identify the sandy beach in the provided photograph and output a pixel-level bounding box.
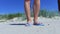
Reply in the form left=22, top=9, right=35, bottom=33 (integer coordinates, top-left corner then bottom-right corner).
left=0, top=16, right=60, bottom=34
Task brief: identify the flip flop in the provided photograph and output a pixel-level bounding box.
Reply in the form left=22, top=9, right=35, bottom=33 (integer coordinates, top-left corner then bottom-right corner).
left=33, top=19, right=44, bottom=26
left=25, top=22, right=33, bottom=26
left=33, top=23, right=44, bottom=26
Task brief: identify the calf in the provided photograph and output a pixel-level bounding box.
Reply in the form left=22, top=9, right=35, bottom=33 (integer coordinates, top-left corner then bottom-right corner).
left=58, top=0, right=60, bottom=11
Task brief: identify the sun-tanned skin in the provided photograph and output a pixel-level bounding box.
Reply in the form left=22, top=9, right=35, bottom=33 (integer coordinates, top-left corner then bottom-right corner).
left=24, top=0, right=40, bottom=23
left=58, top=0, right=60, bottom=11
left=58, top=0, right=60, bottom=16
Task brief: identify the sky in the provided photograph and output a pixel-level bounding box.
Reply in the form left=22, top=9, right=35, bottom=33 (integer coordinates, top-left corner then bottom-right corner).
left=0, top=0, right=58, bottom=14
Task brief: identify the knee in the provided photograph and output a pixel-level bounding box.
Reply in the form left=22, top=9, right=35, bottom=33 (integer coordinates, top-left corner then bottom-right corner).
left=25, top=0, right=30, bottom=2
left=34, top=0, right=40, bottom=3
left=25, top=0, right=30, bottom=4
left=34, top=0, right=40, bottom=4
left=34, top=0, right=40, bottom=2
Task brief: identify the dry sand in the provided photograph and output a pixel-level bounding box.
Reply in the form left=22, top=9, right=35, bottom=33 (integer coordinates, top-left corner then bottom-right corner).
left=0, top=16, right=60, bottom=34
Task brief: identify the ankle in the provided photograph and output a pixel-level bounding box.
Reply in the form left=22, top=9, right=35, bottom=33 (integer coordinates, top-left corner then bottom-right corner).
left=27, top=19, right=32, bottom=22
left=33, top=19, right=38, bottom=23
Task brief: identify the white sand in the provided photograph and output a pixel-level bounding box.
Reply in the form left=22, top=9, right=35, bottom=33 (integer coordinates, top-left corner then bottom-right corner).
left=0, top=16, right=60, bottom=34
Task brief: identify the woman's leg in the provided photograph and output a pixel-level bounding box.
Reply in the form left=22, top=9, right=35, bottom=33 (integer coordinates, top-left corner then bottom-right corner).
left=24, top=0, right=32, bottom=23
left=33, top=0, right=40, bottom=23
left=58, top=0, right=60, bottom=12
left=58, top=0, right=60, bottom=16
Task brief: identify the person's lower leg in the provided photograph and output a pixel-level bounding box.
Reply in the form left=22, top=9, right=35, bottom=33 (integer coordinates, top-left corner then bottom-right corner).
left=33, top=0, right=40, bottom=23
left=24, top=0, right=32, bottom=22
left=58, top=0, right=60, bottom=15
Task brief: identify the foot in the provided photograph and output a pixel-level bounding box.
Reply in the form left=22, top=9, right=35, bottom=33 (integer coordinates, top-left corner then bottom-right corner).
left=25, top=22, right=33, bottom=26
left=33, top=20, right=44, bottom=26
left=25, top=20, right=33, bottom=26
left=33, top=23, right=44, bottom=26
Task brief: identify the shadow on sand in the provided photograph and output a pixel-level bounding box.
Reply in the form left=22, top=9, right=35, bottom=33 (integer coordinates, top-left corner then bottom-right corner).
left=10, top=23, right=26, bottom=25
